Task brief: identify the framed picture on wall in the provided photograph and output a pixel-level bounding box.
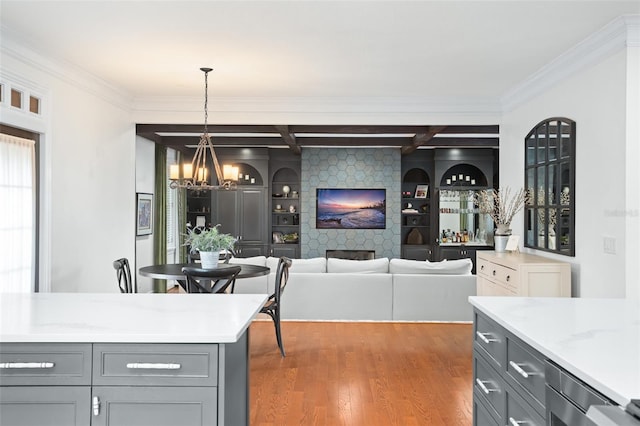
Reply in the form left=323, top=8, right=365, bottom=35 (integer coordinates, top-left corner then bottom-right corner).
left=136, top=193, right=153, bottom=236
left=415, top=185, right=429, bottom=198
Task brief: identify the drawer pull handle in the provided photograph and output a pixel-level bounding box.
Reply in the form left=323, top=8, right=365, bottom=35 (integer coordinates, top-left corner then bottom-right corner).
left=475, top=378, right=498, bottom=394
left=476, top=331, right=498, bottom=344
left=480, top=265, right=484, bottom=270
left=509, top=417, right=528, bottom=426
left=126, top=362, right=181, bottom=370
left=492, top=270, right=496, bottom=276
left=509, top=361, right=535, bottom=378
left=93, top=396, right=100, bottom=416
left=0, top=362, right=55, bottom=369
left=506, top=275, right=510, bottom=282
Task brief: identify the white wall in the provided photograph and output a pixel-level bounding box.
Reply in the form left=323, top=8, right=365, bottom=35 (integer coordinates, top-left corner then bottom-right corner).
left=624, top=45, right=640, bottom=302
left=500, top=50, right=630, bottom=298
left=135, top=136, right=155, bottom=293
left=1, top=47, right=136, bottom=293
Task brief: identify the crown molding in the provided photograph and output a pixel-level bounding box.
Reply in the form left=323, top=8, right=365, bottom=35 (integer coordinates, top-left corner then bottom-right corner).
left=133, top=95, right=502, bottom=116
left=501, top=14, right=640, bottom=112
left=0, top=25, right=133, bottom=112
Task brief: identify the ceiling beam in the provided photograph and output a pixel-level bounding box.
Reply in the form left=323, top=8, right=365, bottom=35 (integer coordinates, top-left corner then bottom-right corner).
left=274, top=125, right=301, bottom=154
left=401, top=126, right=448, bottom=155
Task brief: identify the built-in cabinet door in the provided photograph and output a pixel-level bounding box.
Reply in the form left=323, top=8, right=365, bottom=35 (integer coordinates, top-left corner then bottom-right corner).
left=214, top=188, right=267, bottom=252
left=238, top=188, right=266, bottom=244
left=91, top=386, right=217, bottom=426
left=271, top=245, right=298, bottom=258
left=213, top=190, right=238, bottom=237
left=0, top=386, right=91, bottom=426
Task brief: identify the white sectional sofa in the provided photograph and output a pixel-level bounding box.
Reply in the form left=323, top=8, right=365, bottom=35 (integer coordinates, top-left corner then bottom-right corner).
left=229, top=256, right=477, bottom=322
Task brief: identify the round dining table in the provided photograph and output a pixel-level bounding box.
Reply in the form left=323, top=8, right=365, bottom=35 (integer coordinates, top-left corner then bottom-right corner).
left=139, top=263, right=270, bottom=293
left=139, top=263, right=270, bottom=281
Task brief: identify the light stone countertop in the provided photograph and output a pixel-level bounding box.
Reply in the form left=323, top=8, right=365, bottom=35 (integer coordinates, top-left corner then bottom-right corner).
left=469, top=296, right=640, bottom=407
left=0, top=293, right=267, bottom=344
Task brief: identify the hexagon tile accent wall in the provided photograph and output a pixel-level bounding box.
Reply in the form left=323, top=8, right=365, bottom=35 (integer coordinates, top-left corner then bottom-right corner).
left=300, top=148, right=401, bottom=258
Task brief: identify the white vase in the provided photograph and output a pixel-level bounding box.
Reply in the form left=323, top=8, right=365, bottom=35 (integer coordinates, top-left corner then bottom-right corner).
left=494, top=235, right=510, bottom=253
left=199, top=251, right=220, bottom=269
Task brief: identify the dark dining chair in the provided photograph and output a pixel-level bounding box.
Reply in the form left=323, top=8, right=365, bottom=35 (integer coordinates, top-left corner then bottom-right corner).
left=113, top=258, right=134, bottom=293
left=261, top=256, right=292, bottom=357
left=181, top=265, right=241, bottom=294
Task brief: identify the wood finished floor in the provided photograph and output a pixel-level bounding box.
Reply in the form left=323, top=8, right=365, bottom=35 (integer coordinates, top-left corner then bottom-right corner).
left=249, top=321, right=473, bottom=426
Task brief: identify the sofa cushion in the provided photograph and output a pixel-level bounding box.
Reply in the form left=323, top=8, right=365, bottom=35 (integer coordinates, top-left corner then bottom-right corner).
left=327, top=257, right=389, bottom=273
left=268, top=256, right=327, bottom=273
left=389, top=258, right=472, bottom=275
left=290, top=257, right=327, bottom=273
left=229, top=255, right=267, bottom=267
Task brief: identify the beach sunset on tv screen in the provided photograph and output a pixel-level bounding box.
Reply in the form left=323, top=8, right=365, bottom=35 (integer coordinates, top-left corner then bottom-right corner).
left=316, top=189, right=386, bottom=229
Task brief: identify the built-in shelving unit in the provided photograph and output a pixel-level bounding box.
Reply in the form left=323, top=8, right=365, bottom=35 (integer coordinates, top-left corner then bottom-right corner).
left=269, top=151, right=301, bottom=258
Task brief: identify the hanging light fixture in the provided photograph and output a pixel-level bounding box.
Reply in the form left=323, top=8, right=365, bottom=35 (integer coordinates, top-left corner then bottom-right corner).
left=169, top=67, right=237, bottom=190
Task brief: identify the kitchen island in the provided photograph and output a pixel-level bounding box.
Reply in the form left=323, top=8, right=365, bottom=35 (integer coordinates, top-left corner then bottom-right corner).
left=0, top=292, right=267, bottom=426
left=469, top=296, right=640, bottom=425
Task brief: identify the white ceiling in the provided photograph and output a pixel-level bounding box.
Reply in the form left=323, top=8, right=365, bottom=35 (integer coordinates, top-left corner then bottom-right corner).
left=1, top=0, right=638, bottom=102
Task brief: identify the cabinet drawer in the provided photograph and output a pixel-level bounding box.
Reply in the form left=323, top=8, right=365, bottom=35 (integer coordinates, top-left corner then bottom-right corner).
left=476, top=256, right=491, bottom=278
left=488, top=262, right=518, bottom=289
left=506, top=388, right=545, bottom=426
left=474, top=312, right=505, bottom=368
left=473, top=390, right=500, bottom=426
left=0, top=343, right=91, bottom=386
left=93, top=344, right=218, bottom=386
left=506, top=336, right=545, bottom=415
left=473, top=353, right=505, bottom=420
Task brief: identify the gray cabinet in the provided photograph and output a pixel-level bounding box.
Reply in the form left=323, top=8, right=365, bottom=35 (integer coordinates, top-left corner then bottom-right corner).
left=214, top=188, right=268, bottom=257
left=0, top=343, right=92, bottom=426
left=473, top=309, right=546, bottom=426
left=0, top=386, right=91, bottom=426
left=1, top=334, right=250, bottom=426
left=92, top=386, right=217, bottom=426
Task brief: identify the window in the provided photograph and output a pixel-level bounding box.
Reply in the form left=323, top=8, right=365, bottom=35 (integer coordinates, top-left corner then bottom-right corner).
left=524, top=118, right=575, bottom=256
left=0, top=133, right=36, bottom=292
left=166, top=149, right=178, bottom=263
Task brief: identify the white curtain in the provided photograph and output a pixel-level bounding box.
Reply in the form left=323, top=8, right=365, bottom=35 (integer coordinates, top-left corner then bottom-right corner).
left=0, top=133, right=35, bottom=292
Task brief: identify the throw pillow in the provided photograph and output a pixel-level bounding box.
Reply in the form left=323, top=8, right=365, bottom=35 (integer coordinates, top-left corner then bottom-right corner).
left=389, top=258, right=472, bottom=275
left=327, top=257, right=389, bottom=273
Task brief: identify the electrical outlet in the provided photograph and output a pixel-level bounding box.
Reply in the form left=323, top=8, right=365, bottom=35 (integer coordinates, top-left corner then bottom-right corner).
left=603, top=237, right=616, bottom=254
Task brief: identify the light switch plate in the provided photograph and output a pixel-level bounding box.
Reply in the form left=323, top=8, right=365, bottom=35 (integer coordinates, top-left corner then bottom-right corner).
left=603, top=236, right=616, bottom=254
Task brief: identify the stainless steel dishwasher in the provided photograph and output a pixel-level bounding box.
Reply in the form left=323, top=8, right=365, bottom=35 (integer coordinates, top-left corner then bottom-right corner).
left=545, top=360, right=615, bottom=426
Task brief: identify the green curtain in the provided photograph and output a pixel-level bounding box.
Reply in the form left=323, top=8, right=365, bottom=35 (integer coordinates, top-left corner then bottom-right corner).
left=177, top=151, right=188, bottom=263
left=153, top=145, right=168, bottom=293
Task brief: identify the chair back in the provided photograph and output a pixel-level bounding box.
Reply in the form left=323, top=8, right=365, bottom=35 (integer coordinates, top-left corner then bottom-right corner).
left=181, top=265, right=241, bottom=294
left=113, top=258, right=134, bottom=293
left=272, top=257, right=292, bottom=303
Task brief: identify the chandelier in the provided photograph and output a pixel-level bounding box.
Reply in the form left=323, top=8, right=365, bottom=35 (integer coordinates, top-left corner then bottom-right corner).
left=169, top=67, right=238, bottom=190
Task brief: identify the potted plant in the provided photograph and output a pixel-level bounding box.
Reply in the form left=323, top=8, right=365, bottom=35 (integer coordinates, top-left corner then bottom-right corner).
left=475, top=187, right=529, bottom=252
left=183, top=224, right=236, bottom=268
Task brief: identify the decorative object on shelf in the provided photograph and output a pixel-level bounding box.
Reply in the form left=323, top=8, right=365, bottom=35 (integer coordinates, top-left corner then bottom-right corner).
left=136, top=192, right=153, bottom=236
left=275, top=204, right=282, bottom=211
left=282, top=185, right=291, bottom=197
left=282, top=232, right=299, bottom=243
left=272, top=231, right=284, bottom=244
left=445, top=174, right=476, bottom=186
left=414, top=184, right=428, bottom=198
left=406, top=228, right=424, bottom=245
left=475, top=187, right=529, bottom=252
left=289, top=205, right=296, bottom=213
left=168, top=68, right=238, bottom=191
left=183, top=224, right=236, bottom=269
left=291, top=191, right=298, bottom=198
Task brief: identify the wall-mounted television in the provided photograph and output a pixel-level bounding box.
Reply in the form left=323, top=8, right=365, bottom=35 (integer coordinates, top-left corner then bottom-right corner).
left=316, top=188, right=386, bottom=229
